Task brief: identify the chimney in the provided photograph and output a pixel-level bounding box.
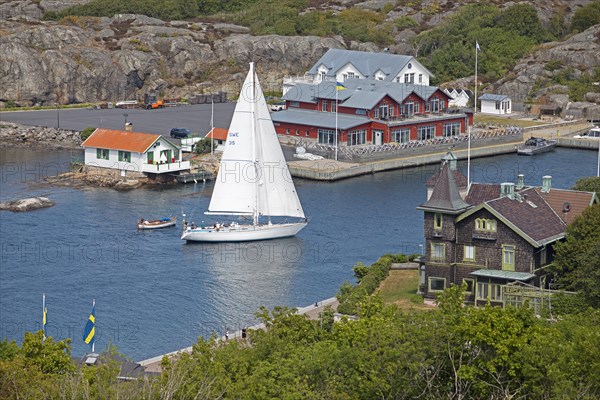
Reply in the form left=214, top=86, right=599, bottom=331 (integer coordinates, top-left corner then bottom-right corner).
left=125, top=122, right=133, bottom=132
left=501, top=182, right=515, bottom=199
left=516, top=174, right=525, bottom=190
left=541, top=175, right=552, bottom=193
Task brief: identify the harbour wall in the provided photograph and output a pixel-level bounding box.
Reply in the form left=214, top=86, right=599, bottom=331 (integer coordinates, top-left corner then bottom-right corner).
left=289, top=140, right=521, bottom=181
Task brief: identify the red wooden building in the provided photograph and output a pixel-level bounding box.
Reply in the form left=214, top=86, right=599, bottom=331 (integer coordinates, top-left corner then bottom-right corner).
left=271, top=80, right=473, bottom=146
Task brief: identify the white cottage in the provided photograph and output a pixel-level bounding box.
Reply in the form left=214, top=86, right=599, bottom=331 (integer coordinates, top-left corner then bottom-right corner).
left=479, top=94, right=511, bottom=115
left=81, top=129, right=190, bottom=176
left=283, top=49, right=434, bottom=95
left=443, top=88, right=473, bottom=108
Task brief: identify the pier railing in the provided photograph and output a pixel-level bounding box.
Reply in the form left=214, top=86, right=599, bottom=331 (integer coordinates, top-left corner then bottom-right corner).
left=142, top=160, right=190, bottom=173
left=289, top=126, right=523, bottom=161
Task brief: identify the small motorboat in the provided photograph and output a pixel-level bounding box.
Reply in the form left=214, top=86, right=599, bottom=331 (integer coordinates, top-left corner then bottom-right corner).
left=517, top=137, right=557, bottom=155
left=137, top=217, right=176, bottom=230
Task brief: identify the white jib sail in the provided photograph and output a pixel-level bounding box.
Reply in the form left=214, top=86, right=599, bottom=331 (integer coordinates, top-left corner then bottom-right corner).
left=253, top=69, right=305, bottom=219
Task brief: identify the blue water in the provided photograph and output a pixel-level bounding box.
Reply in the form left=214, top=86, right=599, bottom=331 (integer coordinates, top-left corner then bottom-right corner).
left=0, top=147, right=598, bottom=360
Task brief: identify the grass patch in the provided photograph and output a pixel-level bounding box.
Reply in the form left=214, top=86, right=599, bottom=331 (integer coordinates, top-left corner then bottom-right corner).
left=474, top=114, right=548, bottom=128
left=378, top=269, right=430, bottom=311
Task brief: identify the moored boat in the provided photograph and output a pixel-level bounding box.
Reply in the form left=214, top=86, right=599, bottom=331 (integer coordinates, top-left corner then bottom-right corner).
left=517, top=137, right=557, bottom=156
left=137, top=217, right=176, bottom=230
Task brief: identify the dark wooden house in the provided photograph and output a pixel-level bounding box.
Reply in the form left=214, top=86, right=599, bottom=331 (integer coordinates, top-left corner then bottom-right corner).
left=418, top=153, right=598, bottom=305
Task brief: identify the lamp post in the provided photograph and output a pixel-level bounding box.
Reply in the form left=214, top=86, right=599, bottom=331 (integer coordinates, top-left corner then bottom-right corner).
left=56, top=104, right=60, bottom=130
left=123, top=113, right=128, bottom=125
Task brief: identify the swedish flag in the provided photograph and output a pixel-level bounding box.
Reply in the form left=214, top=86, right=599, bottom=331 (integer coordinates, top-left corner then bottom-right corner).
left=43, top=306, right=47, bottom=334
left=83, top=303, right=95, bottom=348
left=336, top=81, right=346, bottom=91
left=42, top=293, right=47, bottom=339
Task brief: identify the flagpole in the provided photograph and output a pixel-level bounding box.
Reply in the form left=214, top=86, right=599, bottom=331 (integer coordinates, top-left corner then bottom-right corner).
left=210, top=97, right=214, bottom=155
left=42, top=293, right=46, bottom=340
left=469, top=41, right=479, bottom=187
left=335, top=86, right=338, bottom=161
left=91, top=299, right=95, bottom=353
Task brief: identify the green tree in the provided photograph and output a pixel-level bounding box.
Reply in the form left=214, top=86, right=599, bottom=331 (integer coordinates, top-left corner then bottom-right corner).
left=20, top=331, right=75, bottom=374
left=551, top=203, right=600, bottom=307
left=572, top=176, right=600, bottom=196
left=496, top=3, right=548, bottom=42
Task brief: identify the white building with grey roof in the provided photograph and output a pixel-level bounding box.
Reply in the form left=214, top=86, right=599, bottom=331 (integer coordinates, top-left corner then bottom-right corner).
left=283, top=48, right=434, bottom=95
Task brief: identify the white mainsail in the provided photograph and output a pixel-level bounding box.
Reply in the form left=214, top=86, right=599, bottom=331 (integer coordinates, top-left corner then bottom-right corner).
left=207, top=63, right=305, bottom=220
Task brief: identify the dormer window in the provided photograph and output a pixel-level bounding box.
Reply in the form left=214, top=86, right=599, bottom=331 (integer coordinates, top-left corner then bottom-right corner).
left=475, top=218, right=496, bottom=232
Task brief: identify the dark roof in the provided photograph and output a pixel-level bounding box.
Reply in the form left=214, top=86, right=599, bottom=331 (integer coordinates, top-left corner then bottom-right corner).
left=418, top=164, right=471, bottom=214
left=271, top=108, right=369, bottom=130
left=426, top=168, right=467, bottom=188
left=75, top=353, right=154, bottom=379
left=458, top=182, right=597, bottom=246
left=479, top=93, right=510, bottom=102
left=465, top=183, right=502, bottom=205
left=486, top=188, right=566, bottom=243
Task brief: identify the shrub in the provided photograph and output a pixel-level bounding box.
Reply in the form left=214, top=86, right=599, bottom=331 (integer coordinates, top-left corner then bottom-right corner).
left=194, top=138, right=212, bottom=154
left=80, top=126, right=96, bottom=141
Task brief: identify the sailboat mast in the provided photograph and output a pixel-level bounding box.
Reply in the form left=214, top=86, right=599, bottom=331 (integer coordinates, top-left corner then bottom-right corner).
left=250, top=62, right=259, bottom=226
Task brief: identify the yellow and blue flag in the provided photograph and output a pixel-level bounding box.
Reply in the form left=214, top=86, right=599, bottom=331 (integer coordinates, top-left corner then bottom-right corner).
left=83, top=303, right=95, bottom=348
left=336, top=81, right=346, bottom=91
left=42, top=293, right=47, bottom=339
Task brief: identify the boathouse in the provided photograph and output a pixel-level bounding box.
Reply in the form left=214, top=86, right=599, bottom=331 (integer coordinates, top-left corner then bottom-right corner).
left=273, top=79, right=472, bottom=146
left=418, top=152, right=598, bottom=306
left=81, top=129, right=190, bottom=176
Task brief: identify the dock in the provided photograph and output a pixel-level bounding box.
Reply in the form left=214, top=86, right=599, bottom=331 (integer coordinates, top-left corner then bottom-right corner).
left=138, top=297, right=339, bottom=374
left=172, top=171, right=214, bottom=183
left=288, top=141, right=521, bottom=181
left=288, top=120, right=594, bottom=181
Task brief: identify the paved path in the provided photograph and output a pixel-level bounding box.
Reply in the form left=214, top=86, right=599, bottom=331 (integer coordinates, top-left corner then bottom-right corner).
left=139, top=297, right=339, bottom=374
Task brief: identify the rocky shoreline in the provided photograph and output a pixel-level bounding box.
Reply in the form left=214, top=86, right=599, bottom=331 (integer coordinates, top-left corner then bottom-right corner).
left=0, top=121, right=82, bottom=149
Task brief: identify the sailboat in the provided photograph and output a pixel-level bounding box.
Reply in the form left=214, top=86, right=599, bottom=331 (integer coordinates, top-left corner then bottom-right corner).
left=181, top=63, right=307, bottom=242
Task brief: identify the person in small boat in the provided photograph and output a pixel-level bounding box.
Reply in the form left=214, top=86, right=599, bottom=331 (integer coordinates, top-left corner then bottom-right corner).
left=139, top=218, right=144, bottom=224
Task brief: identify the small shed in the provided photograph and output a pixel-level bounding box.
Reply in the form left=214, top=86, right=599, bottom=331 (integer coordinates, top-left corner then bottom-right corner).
left=479, top=94, right=511, bottom=115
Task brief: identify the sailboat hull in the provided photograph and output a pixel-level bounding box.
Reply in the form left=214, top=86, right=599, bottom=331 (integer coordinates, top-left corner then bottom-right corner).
left=181, top=222, right=307, bottom=242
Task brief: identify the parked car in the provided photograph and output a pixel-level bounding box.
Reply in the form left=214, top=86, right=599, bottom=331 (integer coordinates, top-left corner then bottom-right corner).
left=170, top=127, right=191, bottom=139
left=270, top=101, right=286, bottom=111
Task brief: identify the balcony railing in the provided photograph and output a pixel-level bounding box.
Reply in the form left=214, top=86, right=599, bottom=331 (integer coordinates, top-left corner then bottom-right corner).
left=142, top=161, right=190, bottom=173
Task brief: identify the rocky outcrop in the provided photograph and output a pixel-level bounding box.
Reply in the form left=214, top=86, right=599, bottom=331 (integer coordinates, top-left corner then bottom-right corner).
left=1, top=2, right=597, bottom=107
left=0, top=197, right=54, bottom=212
left=0, top=13, right=349, bottom=107
left=494, top=25, right=600, bottom=105
left=0, top=122, right=82, bottom=148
